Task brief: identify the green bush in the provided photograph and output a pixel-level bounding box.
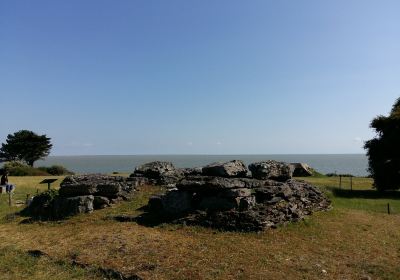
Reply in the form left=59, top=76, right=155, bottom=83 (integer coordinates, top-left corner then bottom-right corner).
left=21, top=189, right=59, bottom=218
left=326, top=173, right=354, bottom=177
left=37, top=165, right=74, bottom=176
left=0, top=162, right=74, bottom=176
left=2, top=161, right=49, bottom=176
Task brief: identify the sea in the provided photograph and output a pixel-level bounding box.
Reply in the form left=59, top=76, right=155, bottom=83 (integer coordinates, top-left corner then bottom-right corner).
left=34, top=154, right=369, bottom=177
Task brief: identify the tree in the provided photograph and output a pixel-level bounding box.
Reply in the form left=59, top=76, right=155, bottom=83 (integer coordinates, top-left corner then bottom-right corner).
left=0, top=130, right=53, bottom=167
left=364, top=97, right=400, bottom=191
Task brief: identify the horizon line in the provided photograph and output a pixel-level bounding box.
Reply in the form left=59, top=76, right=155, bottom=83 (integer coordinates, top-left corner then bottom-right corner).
left=46, top=153, right=367, bottom=157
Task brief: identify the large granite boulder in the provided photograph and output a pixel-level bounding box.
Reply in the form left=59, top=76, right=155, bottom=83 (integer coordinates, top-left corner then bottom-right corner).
left=130, top=161, right=184, bottom=185
left=248, top=160, right=292, bottom=181
left=202, top=160, right=248, bottom=178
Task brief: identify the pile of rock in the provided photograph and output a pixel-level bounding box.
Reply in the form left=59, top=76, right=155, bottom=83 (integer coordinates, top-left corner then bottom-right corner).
left=139, top=160, right=330, bottom=231
left=25, top=174, right=135, bottom=219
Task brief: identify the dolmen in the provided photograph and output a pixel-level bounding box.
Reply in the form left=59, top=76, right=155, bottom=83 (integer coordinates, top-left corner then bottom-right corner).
left=133, top=160, right=331, bottom=231
left=24, top=174, right=135, bottom=219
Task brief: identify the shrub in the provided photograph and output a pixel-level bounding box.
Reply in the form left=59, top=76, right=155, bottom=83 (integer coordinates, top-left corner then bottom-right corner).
left=0, top=162, right=74, bottom=176
left=2, top=161, right=49, bottom=176
left=21, top=189, right=59, bottom=218
left=38, top=165, right=74, bottom=176
left=326, top=173, right=354, bottom=177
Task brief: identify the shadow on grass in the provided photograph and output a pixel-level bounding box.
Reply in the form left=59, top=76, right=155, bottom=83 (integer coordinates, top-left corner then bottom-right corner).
left=328, top=187, right=400, bottom=200
left=117, top=204, right=187, bottom=227
left=133, top=212, right=170, bottom=227
left=111, top=204, right=186, bottom=228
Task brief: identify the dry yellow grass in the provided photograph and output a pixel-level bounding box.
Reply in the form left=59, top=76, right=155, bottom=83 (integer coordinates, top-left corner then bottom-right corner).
left=1, top=177, right=400, bottom=279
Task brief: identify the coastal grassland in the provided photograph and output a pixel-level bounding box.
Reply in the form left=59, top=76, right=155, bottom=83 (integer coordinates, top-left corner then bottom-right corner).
left=299, top=176, right=400, bottom=214
left=0, top=176, right=64, bottom=219
left=0, top=246, right=101, bottom=280
left=0, top=176, right=399, bottom=279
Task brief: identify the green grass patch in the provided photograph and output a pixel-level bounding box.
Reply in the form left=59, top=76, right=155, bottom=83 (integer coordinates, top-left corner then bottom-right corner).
left=0, top=176, right=64, bottom=223
left=0, top=246, right=102, bottom=280
left=301, top=176, right=400, bottom=214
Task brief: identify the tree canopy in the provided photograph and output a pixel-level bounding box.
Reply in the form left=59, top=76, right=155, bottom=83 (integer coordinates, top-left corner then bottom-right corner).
left=364, top=97, right=400, bottom=191
left=0, top=130, right=53, bottom=167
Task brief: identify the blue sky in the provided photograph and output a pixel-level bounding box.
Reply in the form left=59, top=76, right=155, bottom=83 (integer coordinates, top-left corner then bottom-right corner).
left=0, top=0, right=399, bottom=155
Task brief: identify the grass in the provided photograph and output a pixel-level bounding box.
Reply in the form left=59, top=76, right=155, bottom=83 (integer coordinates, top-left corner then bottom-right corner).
left=0, top=175, right=399, bottom=279
left=0, top=246, right=102, bottom=280
left=299, top=176, right=400, bottom=214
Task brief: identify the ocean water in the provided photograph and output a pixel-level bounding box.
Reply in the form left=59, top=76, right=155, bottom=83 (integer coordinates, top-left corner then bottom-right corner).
left=34, top=154, right=369, bottom=176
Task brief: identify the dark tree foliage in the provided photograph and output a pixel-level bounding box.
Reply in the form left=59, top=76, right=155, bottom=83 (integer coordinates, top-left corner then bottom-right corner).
left=0, top=130, right=52, bottom=167
left=364, top=97, right=400, bottom=191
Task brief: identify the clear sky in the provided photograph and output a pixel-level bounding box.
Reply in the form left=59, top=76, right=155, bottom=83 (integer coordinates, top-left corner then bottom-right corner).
left=0, top=1, right=399, bottom=155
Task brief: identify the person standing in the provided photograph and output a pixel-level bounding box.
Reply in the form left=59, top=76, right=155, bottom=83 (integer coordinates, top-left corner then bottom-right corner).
left=1, top=171, right=15, bottom=193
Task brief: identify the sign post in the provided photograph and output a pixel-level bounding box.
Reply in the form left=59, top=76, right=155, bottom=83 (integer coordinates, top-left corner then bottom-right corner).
left=39, top=178, right=58, bottom=190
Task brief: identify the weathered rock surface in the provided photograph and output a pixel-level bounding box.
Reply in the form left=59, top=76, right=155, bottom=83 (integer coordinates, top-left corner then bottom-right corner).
left=160, top=190, right=192, bottom=215
left=176, top=176, right=248, bottom=191
left=248, top=160, right=292, bottom=181
left=93, top=196, right=110, bottom=209
left=202, top=160, right=248, bottom=178
left=24, top=174, right=136, bottom=219
left=179, top=167, right=203, bottom=176
left=130, top=161, right=184, bottom=185
left=290, top=163, right=314, bottom=177
left=52, top=195, right=94, bottom=218
left=59, top=174, right=131, bottom=197
left=139, top=160, right=330, bottom=231
left=126, top=176, right=156, bottom=187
